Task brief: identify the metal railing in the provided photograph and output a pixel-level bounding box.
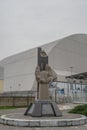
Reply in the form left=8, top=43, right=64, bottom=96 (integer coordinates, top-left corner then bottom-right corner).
left=0, top=82, right=87, bottom=104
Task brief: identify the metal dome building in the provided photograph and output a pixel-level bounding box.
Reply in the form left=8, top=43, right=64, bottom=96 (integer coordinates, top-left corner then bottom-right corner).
left=0, top=34, right=87, bottom=96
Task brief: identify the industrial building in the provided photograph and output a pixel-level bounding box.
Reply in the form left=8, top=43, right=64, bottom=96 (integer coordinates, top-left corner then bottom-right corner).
left=0, top=34, right=87, bottom=101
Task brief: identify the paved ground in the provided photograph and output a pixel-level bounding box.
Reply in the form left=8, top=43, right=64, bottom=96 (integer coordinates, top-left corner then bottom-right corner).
left=0, top=103, right=87, bottom=130
left=0, top=124, right=87, bottom=130
left=0, top=103, right=79, bottom=116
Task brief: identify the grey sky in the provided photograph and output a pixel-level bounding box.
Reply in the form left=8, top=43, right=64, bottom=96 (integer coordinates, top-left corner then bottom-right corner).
left=0, top=0, right=87, bottom=60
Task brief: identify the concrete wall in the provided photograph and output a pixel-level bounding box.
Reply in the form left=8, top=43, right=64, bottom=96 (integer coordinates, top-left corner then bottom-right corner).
left=0, top=96, right=35, bottom=107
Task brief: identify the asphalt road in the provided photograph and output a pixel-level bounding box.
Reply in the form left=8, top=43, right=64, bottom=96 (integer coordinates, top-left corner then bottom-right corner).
left=0, top=124, right=87, bottom=130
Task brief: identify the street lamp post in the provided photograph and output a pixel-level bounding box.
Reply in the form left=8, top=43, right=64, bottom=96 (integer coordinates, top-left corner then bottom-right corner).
left=70, top=66, right=74, bottom=99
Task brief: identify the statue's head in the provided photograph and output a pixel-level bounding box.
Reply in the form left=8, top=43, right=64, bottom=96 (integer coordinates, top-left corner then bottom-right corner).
left=40, top=50, right=47, bottom=58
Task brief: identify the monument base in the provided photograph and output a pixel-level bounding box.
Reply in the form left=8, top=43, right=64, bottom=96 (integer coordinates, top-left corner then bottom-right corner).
left=24, top=100, right=62, bottom=117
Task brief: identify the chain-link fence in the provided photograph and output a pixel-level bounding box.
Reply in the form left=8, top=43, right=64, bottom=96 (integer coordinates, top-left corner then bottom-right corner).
left=49, top=81, right=87, bottom=103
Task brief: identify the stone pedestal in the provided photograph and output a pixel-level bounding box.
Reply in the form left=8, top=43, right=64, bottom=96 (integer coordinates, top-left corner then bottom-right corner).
left=24, top=100, right=62, bottom=117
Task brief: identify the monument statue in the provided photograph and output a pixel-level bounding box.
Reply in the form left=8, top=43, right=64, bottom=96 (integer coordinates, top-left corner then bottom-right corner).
left=35, top=64, right=57, bottom=100
left=36, top=47, right=57, bottom=99
left=24, top=47, right=62, bottom=117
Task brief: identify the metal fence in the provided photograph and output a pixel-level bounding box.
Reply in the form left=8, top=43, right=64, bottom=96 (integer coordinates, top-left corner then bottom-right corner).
left=0, top=81, right=87, bottom=104
left=49, top=81, right=87, bottom=103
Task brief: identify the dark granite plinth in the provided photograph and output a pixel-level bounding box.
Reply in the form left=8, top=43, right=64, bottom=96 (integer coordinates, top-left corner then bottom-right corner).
left=24, top=100, right=62, bottom=117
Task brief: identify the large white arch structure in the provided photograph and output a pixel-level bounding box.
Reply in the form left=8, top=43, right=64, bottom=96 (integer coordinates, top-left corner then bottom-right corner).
left=0, top=34, right=87, bottom=92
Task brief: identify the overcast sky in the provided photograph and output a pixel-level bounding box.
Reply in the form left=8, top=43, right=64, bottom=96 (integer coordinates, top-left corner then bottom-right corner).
left=0, top=0, right=87, bottom=60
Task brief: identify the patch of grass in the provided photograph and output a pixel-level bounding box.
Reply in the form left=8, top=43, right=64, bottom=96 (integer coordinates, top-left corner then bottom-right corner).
left=0, top=106, right=27, bottom=110
left=69, top=104, right=87, bottom=116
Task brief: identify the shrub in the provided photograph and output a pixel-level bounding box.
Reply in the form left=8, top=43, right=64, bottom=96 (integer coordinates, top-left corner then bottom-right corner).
left=69, top=104, right=87, bottom=116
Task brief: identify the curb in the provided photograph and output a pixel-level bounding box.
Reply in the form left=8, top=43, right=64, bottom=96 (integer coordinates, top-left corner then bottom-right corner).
left=0, top=114, right=87, bottom=127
